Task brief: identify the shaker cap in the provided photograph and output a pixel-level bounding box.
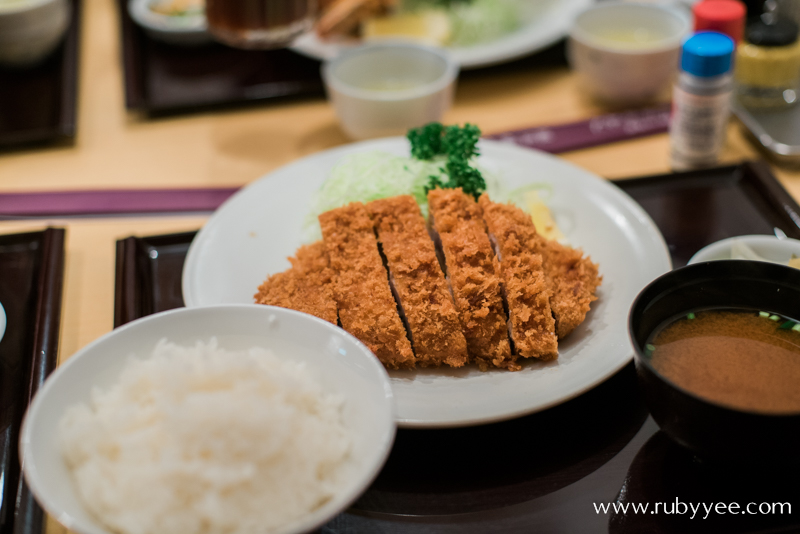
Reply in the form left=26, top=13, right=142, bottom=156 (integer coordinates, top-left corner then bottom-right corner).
left=681, top=31, right=735, bottom=77
left=693, top=0, right=747, bottom=43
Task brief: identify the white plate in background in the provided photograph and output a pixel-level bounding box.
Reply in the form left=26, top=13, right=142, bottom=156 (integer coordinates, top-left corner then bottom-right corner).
left=291, top=0, right=593, bottom=69
left=182, top=138, right=671, bottom=427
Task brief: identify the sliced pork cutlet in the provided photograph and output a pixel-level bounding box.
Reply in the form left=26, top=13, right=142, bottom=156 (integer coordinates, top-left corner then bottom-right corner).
left=537, top=238, right=602, bottom=339
left=319, top=202, right=415, bottom=370
left=427, top=188, right=514, bottom=371
left=254, top=241, right=338, bottom=324
left=478, top=195, right=558, bottom=361
left=368, top=196, right=468, bottom=368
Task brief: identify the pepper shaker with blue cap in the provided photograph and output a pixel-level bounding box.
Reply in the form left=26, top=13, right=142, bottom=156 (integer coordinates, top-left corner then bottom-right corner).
left=670, top=31, right=737, bottom=170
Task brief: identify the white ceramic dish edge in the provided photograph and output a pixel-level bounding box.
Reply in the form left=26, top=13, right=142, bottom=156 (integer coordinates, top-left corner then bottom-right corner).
left=0, top=302, right=6, bottom=344
left=127, top=0, right=210, bottom=46
left=688, top=235, right=800, bottom=265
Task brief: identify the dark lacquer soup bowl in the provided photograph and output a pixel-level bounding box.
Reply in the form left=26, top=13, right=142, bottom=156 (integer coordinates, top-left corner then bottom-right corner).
left=629, top=260, right=800, bottom=464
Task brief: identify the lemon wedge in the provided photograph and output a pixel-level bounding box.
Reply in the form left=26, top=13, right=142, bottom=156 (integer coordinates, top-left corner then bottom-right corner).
left=524, top=190, right=564, bottom=242
left=362, top=10, right=451, bottom=46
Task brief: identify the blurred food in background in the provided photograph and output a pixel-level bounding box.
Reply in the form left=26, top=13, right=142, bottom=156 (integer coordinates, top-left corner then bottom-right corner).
left=148, top=0, right=203, bottom=16
left=316, top=0, right=523, bottom=47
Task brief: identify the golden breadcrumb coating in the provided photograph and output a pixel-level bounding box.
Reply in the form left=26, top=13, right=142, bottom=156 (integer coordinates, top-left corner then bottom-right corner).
left=478, top=194, right=558, bottom=361
left=427, top=188, right=513, bottom=371
left=319, top=202, right=415, bottom=370
left=254, top=241, right=338, bottom=324
left=368, top=196, right=468, bottom=368
left=537, top=238, right=602, bottom=339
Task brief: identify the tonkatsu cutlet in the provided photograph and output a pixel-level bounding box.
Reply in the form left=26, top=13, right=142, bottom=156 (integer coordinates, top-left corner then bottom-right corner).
left=319, top=202, right=415, bottom=370
left=537, top=238, right=602, bottom=339
left=254, top=241, right=338, bottom=324
left=478, top=195, right=558, bottom=361
left=368, top=196, right=468, bottom=368
left=427, top=188, right=514, bottom=371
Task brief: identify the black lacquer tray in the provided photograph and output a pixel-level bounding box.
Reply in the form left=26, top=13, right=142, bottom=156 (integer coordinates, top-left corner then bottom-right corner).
left=117, top=0, right=323, bottom=115
left=0, top=0, right=80, bottom=148
left=0, top=228, right=65, bottom=534
left=113, top=162, right=800, bottom=533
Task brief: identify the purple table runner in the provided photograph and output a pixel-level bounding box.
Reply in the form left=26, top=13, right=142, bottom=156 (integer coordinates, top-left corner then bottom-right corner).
left=486, top=103, right=670, bottom=152
left=0, top=188, right=239, bottom=217
left=0, top=104, right=671, bottom=217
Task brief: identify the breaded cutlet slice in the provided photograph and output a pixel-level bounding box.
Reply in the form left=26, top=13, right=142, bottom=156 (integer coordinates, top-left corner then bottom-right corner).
left=427, top=188, right=513, bottom=371
left=537, top=238, right=602, bottom=339
left=254, top=241, right=338, bottom=324
left=319, top=202, right=415, bottom=370
left=368, top=196, right=468, bottom=368
left=478, top=195, right=558, bottom=361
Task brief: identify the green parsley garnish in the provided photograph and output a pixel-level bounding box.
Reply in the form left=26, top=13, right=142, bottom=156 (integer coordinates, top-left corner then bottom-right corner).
left=408, top=122, right=486, bottom=199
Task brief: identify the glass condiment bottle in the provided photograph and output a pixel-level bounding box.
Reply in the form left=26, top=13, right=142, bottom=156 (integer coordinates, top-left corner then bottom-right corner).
left=735, top=18, right=800, bottom=107
left=670, top=31, right=736, bottom=170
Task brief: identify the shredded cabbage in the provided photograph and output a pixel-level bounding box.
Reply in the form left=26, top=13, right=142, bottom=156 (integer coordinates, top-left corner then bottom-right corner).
left=449, top=0, right=521, bottom=47
left=303, top=150, right=506, bottom=242
left=303, top=151, right=446, bottom=240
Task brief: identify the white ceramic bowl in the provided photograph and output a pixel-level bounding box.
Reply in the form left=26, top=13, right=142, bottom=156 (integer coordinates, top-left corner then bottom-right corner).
left=322, top=42, right=459, bottom=140
left=0, top=0, right=70, bottom=67
left=688, top=235, right=800, bottom=265
left=128, top=0, right=210, bottom=46
left=20, top=305, right=395, bottom=534
left=567, top=1, right=691, bottom=104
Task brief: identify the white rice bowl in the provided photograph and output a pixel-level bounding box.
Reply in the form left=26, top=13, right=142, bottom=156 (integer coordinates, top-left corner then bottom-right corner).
left=20, top=305, right=395, bottom=534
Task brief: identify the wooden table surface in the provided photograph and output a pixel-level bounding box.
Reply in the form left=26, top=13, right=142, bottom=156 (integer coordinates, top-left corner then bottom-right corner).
left=2, top=1, right=800, bottom=532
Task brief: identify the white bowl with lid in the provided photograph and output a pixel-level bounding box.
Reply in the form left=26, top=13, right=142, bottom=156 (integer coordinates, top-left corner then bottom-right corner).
left=322, top=42, right=459, bottom=140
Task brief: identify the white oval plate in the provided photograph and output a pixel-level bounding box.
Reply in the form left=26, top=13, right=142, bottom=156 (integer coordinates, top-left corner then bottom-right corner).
left=183, top=138, right=671, bottom=428
left=21, top=305, right=395, bottom=534
left=291, top=0, right=592, bottom=69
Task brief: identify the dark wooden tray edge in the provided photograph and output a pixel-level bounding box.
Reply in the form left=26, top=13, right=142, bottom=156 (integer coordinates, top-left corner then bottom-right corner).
left=114, top=231, right=197, bottom=327
left=3, top=228, right=65, bottom=534
left=0, top=0, right=81, bottom=148
left=611, top=160, right=800, bottom=239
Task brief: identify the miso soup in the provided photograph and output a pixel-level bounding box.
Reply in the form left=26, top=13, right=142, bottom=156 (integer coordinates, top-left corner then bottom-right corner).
left=646, top=309, right=800, bottom=414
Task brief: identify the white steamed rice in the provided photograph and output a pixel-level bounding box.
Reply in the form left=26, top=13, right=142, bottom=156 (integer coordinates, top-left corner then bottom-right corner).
left=59, top=339, right=351, bottom=534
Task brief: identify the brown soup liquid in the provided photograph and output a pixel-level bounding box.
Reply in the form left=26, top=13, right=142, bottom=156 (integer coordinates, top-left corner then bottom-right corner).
left=647, top=309, right=800, bottom=414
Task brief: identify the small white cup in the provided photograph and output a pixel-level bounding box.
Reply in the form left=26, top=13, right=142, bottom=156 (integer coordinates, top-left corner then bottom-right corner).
left=322, top=42, right=459, bottom=140
left=0, top=0, right=71, bottom=67
left=568, top=2, right=691, bottom=105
